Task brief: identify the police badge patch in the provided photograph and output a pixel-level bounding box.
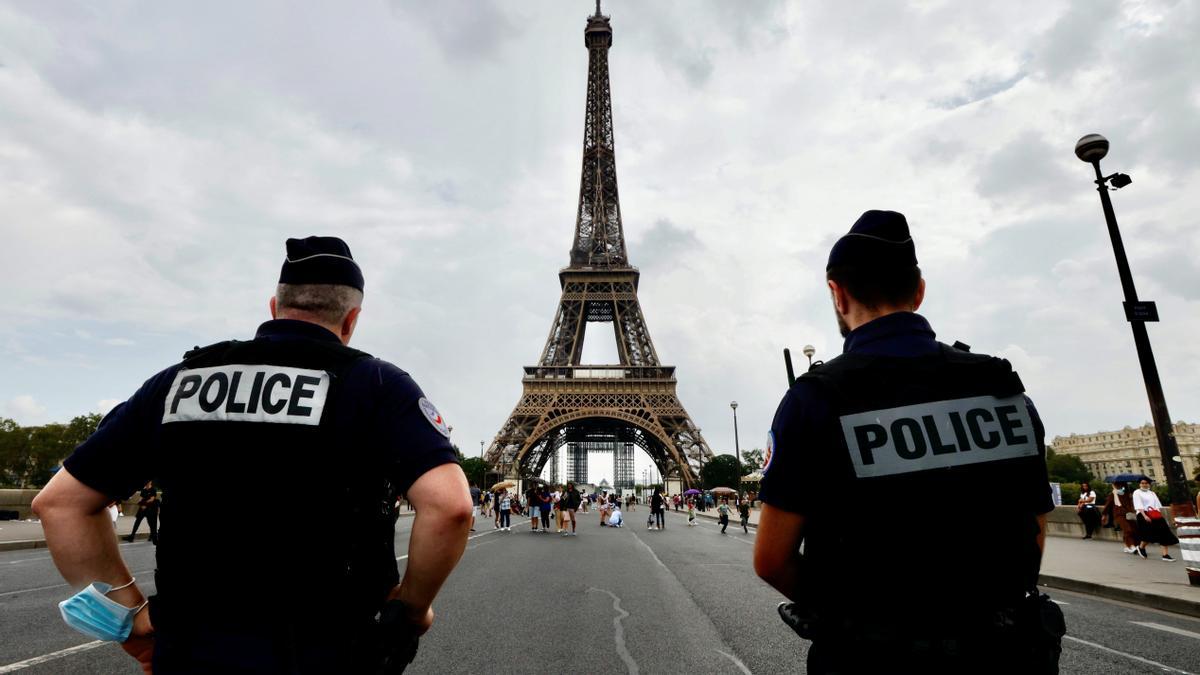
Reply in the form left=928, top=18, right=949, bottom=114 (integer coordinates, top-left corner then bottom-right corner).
left=762, top=430, right=775, bottom=474
left=418, top=398, right=451, bottom=438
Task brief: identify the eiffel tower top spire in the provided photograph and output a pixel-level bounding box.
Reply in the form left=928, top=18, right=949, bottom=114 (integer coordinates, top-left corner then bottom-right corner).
left=570, top=1, right=627, bottom=268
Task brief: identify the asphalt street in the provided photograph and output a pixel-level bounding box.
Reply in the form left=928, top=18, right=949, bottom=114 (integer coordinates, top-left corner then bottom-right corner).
left=2, top=510, right=1199, bottom=673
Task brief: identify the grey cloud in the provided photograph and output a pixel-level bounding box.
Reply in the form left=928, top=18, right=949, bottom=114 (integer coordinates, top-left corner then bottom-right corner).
left=974, top=131, right=1075, bottom=208
left=932, top=71, right=1026, bottom=110
left=1028, top=0, right=1119, bottom=81
left=631, top=219, right=702, bottom=269
left=388, top=0, right=520, bottom=64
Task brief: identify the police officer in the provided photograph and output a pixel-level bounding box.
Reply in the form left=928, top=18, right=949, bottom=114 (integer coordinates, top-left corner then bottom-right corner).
left=753, top=211, right=1057, bottom=673
left=33, top=237, right=474, bottom=673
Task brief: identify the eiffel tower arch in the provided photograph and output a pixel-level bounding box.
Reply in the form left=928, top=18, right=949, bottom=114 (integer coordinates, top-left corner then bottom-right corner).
left=486, top=3, right=714, bottom=489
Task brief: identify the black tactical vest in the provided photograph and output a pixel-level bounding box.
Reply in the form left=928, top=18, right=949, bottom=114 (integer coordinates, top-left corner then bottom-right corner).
left=151, top=336, right=397, bottom=629
left=796, top=344, right=1045, bottom=633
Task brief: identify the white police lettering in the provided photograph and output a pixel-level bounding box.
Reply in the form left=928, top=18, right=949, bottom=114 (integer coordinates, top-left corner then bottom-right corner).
left=840, top=394, right=1037, bottom=478
left=418, top=397, right=451, bottom=438
left=162, top=365, right=330, bottom=425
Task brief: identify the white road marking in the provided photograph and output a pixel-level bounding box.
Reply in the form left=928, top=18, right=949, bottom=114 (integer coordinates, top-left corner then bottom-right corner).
left=588, top=587, right=639, bottom=675
left=1064, top=636, right=1193, bottom=674
left=465, top=539, right=497, bottom=553
left=716, top=649, right=753, bottom=675
left=0, top=640, right=107, bottom=673
left=629, top=529, right=669, bottom=572
left=1051, top=600, right=1069, bottom=605
left=1131, top=621, right=1200, bottom=641
left=5, top=556, right=51, bottom=565
left=0, top=582, right=67, bottom=598
left=396, top=523, right=526, bottom=559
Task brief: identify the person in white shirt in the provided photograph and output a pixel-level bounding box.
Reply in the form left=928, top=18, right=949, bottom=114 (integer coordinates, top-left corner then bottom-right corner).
left=1132, top=479, right=1179, bottom=561
left=1076, top=482, right=1100, bottom=539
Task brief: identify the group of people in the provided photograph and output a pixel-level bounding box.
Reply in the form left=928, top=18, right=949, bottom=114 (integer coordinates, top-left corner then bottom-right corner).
left=1080, top=478, right=1180, bottom=561
left=474, top=481, right=586, bottom=536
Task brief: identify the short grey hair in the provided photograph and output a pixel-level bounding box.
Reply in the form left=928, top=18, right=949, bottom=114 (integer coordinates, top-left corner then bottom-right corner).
left=275, top=283, right=363, bottom=325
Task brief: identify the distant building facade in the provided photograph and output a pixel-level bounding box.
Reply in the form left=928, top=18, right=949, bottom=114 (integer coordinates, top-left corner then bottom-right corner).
left=1052, top=422, right=1200, bottom=482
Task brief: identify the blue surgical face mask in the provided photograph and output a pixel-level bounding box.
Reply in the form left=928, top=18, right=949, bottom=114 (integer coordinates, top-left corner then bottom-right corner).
left=58, top=578, right=145, bottom=642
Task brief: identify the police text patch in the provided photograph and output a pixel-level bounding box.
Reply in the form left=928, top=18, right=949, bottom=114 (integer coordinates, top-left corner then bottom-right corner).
left=840, top=395, right=1037, bottom=478
left=162, top=365, right=330, bottom=426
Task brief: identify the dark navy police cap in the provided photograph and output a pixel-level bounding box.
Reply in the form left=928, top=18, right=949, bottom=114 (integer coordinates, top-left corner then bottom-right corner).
left=826, top=210, right=918, bottom=271
left=278, top=236, right=364, bottom=291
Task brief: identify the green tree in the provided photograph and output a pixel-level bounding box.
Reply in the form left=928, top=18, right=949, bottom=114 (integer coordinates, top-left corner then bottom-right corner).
left=460, top=457, right=488, bottom=489
left=742, top=448, right=765, bottom=472
left=1045, top=448, right=1093, bottom=484
left=700, top=454, right=746, bottom=490
left=0, top=413, right=103, bottom=488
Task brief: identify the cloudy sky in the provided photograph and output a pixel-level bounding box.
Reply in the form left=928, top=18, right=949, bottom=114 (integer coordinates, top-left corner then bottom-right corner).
left=1, top=0, right=1197, bottom=483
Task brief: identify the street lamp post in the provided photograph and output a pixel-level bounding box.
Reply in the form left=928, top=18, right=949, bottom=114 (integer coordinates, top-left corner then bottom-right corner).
left=1075, top=135, right=1197, bottom=554
left=730, top=401, right=741, bottom=482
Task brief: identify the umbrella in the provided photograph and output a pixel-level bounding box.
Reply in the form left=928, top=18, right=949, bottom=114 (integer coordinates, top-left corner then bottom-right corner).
left=491, top=480, right=516, bottom=491
left=683, top=489, right=701, bottom=495
left=1103, top=473, right=1151, bottom=484
left=710, top=487, right=738, bottom=495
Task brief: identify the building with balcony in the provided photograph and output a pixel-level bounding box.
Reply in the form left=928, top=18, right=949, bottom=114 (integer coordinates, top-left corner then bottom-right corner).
left=1051, top=422, right=1200, bottom=482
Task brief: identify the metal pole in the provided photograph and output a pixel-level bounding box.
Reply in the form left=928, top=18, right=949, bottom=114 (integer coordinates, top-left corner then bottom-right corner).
left=732, top=407, right=741, bottom=475
left=1090, top=160, right=1195, bottom=520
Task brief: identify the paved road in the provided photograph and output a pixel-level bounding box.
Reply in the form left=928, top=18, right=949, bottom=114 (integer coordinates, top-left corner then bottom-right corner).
left=3, top=511, right=1200, bottom=673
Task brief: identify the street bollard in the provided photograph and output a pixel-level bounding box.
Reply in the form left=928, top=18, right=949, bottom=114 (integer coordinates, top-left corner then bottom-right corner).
left=1174, top=516, right=1200, bottom=587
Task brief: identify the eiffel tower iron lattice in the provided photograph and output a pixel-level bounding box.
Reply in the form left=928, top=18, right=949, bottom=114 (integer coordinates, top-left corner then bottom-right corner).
left=485, top=3, right=714, bottom=488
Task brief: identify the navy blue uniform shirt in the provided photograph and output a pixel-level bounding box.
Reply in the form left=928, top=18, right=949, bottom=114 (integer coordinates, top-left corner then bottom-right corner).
left=759, top=312, right=1052, bottom=515
left=64, top=319, right=457, bottom=500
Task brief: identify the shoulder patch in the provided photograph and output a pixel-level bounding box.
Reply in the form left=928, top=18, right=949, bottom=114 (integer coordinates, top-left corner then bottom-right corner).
left=418, top=397, right=451, bottom=438
left=762, top=430, right=775, bottom=474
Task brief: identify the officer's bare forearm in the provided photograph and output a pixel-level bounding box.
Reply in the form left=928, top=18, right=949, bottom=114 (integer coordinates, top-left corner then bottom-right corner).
left=395, top=506, right=471, bottom=610
left=753, top=504, right=807, bottom=602
left=1036, top=513, right=1047, bottom=555
left=394, top=463, right=473, bottom=613
left=33, top=469, right=143, bottom=608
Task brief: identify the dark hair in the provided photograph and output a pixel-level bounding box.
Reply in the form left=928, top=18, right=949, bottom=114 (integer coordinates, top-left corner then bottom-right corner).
left=827, top=265, right=922, bottom=310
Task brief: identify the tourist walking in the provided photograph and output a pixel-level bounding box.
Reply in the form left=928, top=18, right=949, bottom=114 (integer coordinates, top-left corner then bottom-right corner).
left=717, top=498, right=731, bottom=534
left=497, top=490, right=512, bottom=531
left=539, top=488, right=552, bottom=532
left=1077, top=481, right=1100, bottom=539
left=650, top=490, right=665, bottom=530
left=470, top=483, right=482, bottom=532
left=561, top=482, right=581, bottom=536
left=1102, top=482, right=1139, bottom=553
left=1133, top=479, right=1178, bottom=561
left=527, top=485, right=542, bottom=532
left=687, top=499, right=696, bottom=526
left=738, top=499, right=750, bottom=534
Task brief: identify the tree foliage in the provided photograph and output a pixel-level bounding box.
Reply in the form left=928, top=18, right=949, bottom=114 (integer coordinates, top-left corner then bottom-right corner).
left=700, top=454, right=747, bottom=490
left=1045, top=448, right=1093, bottom=484
left=459, top=457, right=488, bottom=489
left=0, top=413, right=102, bottom=488
left=741, top=448, right=765, bottom=472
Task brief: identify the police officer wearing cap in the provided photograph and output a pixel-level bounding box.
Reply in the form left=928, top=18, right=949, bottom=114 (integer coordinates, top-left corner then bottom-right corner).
left=753, top=211, right=1059, bottom=673
left=34, top=237, right=474, bottom=673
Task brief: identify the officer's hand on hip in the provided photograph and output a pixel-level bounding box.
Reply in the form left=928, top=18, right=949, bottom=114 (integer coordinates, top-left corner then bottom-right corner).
left=120, top=608, right=154, bottom=674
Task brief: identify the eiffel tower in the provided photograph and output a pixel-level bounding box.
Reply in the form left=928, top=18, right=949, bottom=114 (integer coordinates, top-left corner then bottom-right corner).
left=485, top=2, right=714, bottom=489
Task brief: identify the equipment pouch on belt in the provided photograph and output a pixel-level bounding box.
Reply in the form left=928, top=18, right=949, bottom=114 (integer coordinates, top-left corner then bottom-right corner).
left=372, top=599, right=420, bottom=675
